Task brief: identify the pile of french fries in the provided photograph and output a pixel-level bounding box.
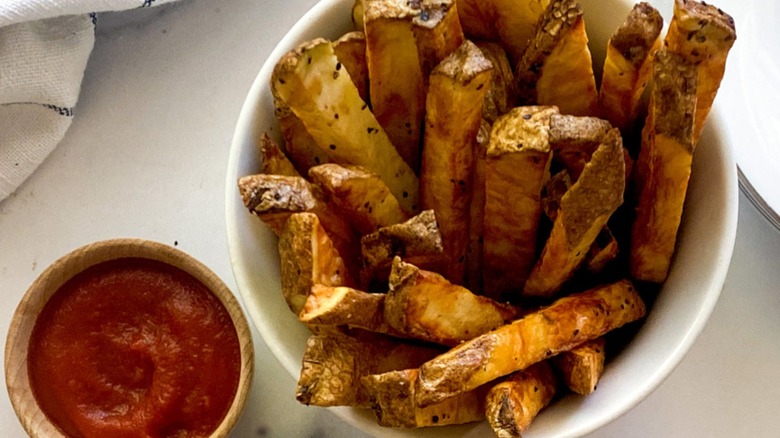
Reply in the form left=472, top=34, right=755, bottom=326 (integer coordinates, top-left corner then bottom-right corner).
left=238, top=0, right=735, bottom=434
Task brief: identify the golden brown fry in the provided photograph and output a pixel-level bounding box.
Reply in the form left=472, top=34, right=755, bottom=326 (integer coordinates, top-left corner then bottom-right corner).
left=360, top=210, right=444, bottom=287
left=482, top=106, right=557, bottom=299
left=456, top=0, right=551, bottom=63
left=630, top=49, right=697, bottom=283
left=363, top=368, right=487, bottom=428
left=475, top=42, right=515, bottom=124
left=385, top=258, right=517, bottom=346
left=257, top=132, right=301, bottom=177
left=412, top=0, right=465, bottom=81
left=272, top=38, right=420, bottom=213
left=549, top=114, right=614, bottom=180
left=524, top=128, right=625, bottom=297
left=421, top=40, right=493, bottom=283
left=415, top=279, right=645, bottom=407
left=333, top=31, right=370, bottom=103
left=516, top=0, right=599, bottom=117
left=279, top=213, right=354, bottom=315
left=485, top=361, right=557, bottom=437
left=297, top=331, right=441, bottom=408
left=554, top=337, right=605, bottom=395
left=308, top=163, right=410, bottom=235
left=665, top=0, right=736, bottom=143
left=272, top=97, right=330, bottom=175
left=353, top=0, right=365, bottom=29
left=599, top=2, right=663, bottom=133
left=465, top=120, right=490, bottom=293
left=299, top=285, right=396, bottom=336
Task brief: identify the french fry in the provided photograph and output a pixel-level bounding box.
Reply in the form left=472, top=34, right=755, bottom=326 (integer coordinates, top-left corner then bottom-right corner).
left=482, top=106, right=557, bottom=299
left=599, top=2, right=663, bottom=133
left=415, top=279, right=645, bottom=407
left=363, top=368, right=487, bottom=428
left=554, top=337, right=605, bottom=395
left=333, top=31, right=370, bottom=103
left=516, top=0, right=599, bottom=117
left=278, top=213, right=355, bottom=315
left=308, top=163, right=410, bottom=235
left=524, top=128, right=625, bottom=297
left=257, top=132, right=300, bottom=177
left=456, top=0, right=551, bottom=63
left=299, top=285, right=397, bottom=336
left=353, top=0, right=365, bottom=30
left=484, top=361, right=557, bottom=437
left=421, top=40, right=493, bottom=283
left=465, top=120, right=490, bottom=293
left=549, top=114, right=614, bottom=180
left=271, top=96, right=330, bottom=175
left=475, top=41, right=515, bottom=124
left=360, top=210, right=444, bottom=287
left=272, top=38, right=420, bottom=213
left=630, top=49, right=697, bottom=283
left=412, top=0, right=465, bottom=81
left=665, top=0, right=736, bottom=143
left=297, top=331, right=441, bottom=408
left=385, top=258, right=517, bottom=346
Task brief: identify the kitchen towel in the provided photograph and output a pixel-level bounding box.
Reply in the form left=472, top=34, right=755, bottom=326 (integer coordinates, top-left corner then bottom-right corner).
left=0, top=0, right=178, bottom=201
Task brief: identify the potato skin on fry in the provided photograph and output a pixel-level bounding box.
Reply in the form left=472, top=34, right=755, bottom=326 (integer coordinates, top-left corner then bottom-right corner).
left=333, top=31, right=371, bottom=103
left=257, top=132, right=301, bottom=177
left=548, top=114, right=614, bottom=180
left=485, top=361, right=557, bottom=437
left=475, top=42, right=515, bottom=124
left=299, top=285, right=397, bottom=336
left=554, top=337, right=606, bottom=395
left=385, top=258, right=517, bottom=346
left=415, top=279, right=645, bottom=407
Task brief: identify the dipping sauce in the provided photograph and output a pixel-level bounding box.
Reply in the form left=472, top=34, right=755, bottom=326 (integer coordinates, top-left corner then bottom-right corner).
left=27, top=258, right=241, bottom=438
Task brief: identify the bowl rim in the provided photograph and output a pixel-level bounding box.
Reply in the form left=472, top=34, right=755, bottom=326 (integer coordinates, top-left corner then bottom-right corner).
left=4, top=238, right=254, bottom=438
left=224, top=0, right=739, bottom=435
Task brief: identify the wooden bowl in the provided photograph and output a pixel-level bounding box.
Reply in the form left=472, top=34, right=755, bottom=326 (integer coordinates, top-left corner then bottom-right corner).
left=5, top=238, right=254, bottom=437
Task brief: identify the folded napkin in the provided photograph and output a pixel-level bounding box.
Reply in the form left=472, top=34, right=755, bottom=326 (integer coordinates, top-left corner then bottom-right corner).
left=0, top=0, right=177, bottom=201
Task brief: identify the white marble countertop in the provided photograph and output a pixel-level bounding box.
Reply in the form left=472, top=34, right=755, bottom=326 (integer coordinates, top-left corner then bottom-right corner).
left=1, top=0, right=778, bottom=436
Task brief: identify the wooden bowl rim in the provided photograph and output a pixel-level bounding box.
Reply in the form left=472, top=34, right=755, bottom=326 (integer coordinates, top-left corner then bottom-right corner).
left=4, top=238, right=254, bottom=438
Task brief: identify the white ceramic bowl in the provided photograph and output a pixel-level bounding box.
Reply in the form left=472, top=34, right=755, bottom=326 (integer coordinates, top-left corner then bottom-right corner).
left=225, top=0, right=738, bottom=436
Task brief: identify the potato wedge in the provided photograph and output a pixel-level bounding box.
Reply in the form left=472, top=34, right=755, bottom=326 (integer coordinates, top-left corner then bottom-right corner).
left=554, top=337, right=605, bottom=395
left=353, top=0, right=364, bottom=30
left=421, top=40, right=493, bottom=283
left=516, top=0, right=599, bottom=116
left=630, top=49, right=697, bottom=283
left=549, top=114, right=614, bottom=180
left=465, top=120, right=490, bottom=293
left=308, top=163, right=410, bottom=235
left=278, top=213, right=354, bottom=315
left=524, top=128, right=625, bottom=297
left=334, top=31, right=370, bottom=103
left=475, top=42, right=515, bottom=124
left=415, top=279, right=645, bottom=407
left=297, top=331, right=441, bottom=408
left=412, top=1, right=465, bottom=81
left=363, top=368, right=487, bottom=428
left=361, top=210, right=444, bottom=287
left=385, top=258, right=517, bottom=346
left=482, top=106, right=557, bottom=299
left=299, top=285, right=397, bottom=335
left=599, top=2, right=663, bottom=133
left=456, top=0, right=551, bottom=64
left=665, top=0, right=736, bottom=143
left=272, top=38, right=419, bottom=213
left=272, top=97, right=330, bottom=175
left=485, top=361, right=557, bottom=437
left=257, top=132, right=300, bottom=177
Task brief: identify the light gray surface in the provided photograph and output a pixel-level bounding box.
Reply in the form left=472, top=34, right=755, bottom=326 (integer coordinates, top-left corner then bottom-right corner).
left=1, top=0, right=777, bottom=436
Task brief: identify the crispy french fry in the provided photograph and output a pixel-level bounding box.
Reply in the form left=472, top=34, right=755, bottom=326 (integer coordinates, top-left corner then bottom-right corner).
left=257, top=132, right=301, bottom=177
left=299, top=285, right=394, bottom=334
left=475, top=41, right=515, bottom=124
left=279, top=213, right=355, bottom=314
left=599, top=2, right=663, bottom=133
left=271, top=96, right=330, bottom=175
left=412, top=0, right=465, bottom=81
left=297, top=331, right=441, bottom=408
left=482, top=106, right=557, bottom=299
left=554, top=337, right=605, bottom=395
left=549, top=114, right=614, bottom=180
left=272, top=38, right=420, bottom=213
left=309, top=163, right=410, bottom=235
left=516, top=0, right=599, bottom=117
left=524, top=128, right=625, bottom=297
left=363, top=368, right=487, bottom=428
left=360, top=210, right=444, bottom=287
left=630, top=49, right=697, bottom=283
left=421, top=40, right=493, bottom=283
left=385, top=258, right=517, bottom=346
left=465, top=120, right=490, bottom=293
left=485, top=361, right=557, bottom=437
left=665, top=0, right=736, bottom=143
left=415, top=279, right=645, bottom=407
left=334, top=31, right=370, bottom=103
